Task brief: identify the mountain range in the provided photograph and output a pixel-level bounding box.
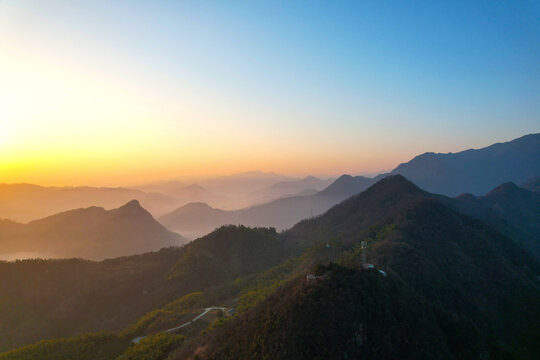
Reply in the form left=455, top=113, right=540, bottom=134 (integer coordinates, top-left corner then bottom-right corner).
left=1, top=175, right=539, bottom=359
left=0, top=173, right=330, bottom=225
left=159, top=175, right=377, bottom=237
left=174, top=175, right=540, bottom=359
left=0, top=184, right=179, bottom=223
left=0, top=200, right=185, bottom=260
left=0, top=133, right=539, bottom=358
left=452, top=182, right=540, bottom=259
left=248, top=175, right=335, bottom=204
left=391, top=133, right=540, bottom=196
left=160, top=133, right=539, bottom=238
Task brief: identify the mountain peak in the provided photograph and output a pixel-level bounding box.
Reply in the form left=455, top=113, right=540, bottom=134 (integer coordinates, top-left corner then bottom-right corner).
left=120, top=199, right=142, bottom=208
left=373, top=174, right=414, bottom=186
left=362, top=175, right=425, bottom=198
left=485, top=182, right=526, bottom=199
left=183, top=202, right=214, bottom=209
left=116, top=199, right=147, bottom=216
left=455, top=193, right=477, bottom=201
left=317, top=175, right=375, bottom=197
left=390, top=133, right=540, bottom=196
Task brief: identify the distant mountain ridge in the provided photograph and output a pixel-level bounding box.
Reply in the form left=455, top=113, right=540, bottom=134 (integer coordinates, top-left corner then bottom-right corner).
left=317, top=175, right=376, bottom=197
left=0, top=183, right=179, bottom=222
left=159, top=176, right=376, bottom=237
left=249, top=175, right=335, bottom=204
left=173, top=175, right=540, bottom=360
left=2, top=175, right=540, bottom=358
left=263, top=176, right=334, bottom=193
left=0, top=200, right=185, bottom=260
left=391, top=133, right=540, bottom=196
left=161, top=134, right=539, bottom=238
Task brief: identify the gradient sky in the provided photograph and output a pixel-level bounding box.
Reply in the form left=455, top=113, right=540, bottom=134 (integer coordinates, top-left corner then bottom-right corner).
left=1, top=0, right=539, bottom=186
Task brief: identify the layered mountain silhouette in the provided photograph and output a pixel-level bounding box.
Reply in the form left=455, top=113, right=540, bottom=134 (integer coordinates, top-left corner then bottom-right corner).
left=199, top=171, right=294, bottom=191
left=453, top=182, right=540, bottom=258
left=0, top=184, right=179, bottom=223
left=0, top=173, right=329, bottom=225
left=2, top=134, right=540, bottom=358
left=316, top=174, right=377, bottom=197
left=0, top=200, right=185, bottom=260
left=159, top=175, right=377, bottom=237
left=250, top=175, right=335, bottom=204
left=133, top=181, right=228, bottom=208
left=175, top=176, right=540, bottom=359
left=3, top=175, right=540, bottom=359
left=160, top=134, right=539, bottom=238
left=391, top=133, right=540, bottom=196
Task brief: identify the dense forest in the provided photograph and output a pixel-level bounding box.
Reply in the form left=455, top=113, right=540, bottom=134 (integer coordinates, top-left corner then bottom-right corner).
left=172, top=178, right=540, bottom=359
left=1, top=176, right=539, bottom=359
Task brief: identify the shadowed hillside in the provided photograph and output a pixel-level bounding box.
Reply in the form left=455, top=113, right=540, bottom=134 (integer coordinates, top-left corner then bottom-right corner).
left=521, top=176, right=540, bottom=192
left=2, top=176, right=540, bottom=359
left=452, top=182, right=540, bottom=259
left=0, top=226, right=287, bottom=353
left=174, top=176, right=540, bottom=360
left=391, top=133, right=540, bottom=196
left=159, top=175, right=376, bottom=237
left=0, top=200, right=185, bottom=260
left=0, top=184, right=179, bottom=222
left=250, top=175, right=335, bottom=204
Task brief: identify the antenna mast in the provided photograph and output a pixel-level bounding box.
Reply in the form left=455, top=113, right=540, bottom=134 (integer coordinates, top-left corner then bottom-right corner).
left=361, top=241, right=367, bottom=268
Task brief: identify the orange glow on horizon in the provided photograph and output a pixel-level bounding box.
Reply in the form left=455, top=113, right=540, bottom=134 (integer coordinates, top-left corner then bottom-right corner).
left=0, top=3, right=499, bottom=187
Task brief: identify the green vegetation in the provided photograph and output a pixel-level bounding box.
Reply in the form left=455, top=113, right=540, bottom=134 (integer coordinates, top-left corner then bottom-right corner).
left=236, top=277, right=290, bottom=314
left=176, top=258, right=540, bottom=360
left=233, top=223, right=399, bottom=314
left=168, top=226, right=284, bottom=285
left=2, top=176, right=540, bottom=360
left=342, top=223, right=397, bottom=265
left=171, top=178, right=540, bottom=359
left=122, top=333, right=185, bottom=360
left=0, top=248, right=184, bottom=352
left=232, top=238, right=334, bottom=314
left=0, top=333, right=129, bottom=360
left=0, top=226, right=286, bottom=353
left=201, top=316, right=230, bottom=335
left=122, top=292, right=205, bottom=339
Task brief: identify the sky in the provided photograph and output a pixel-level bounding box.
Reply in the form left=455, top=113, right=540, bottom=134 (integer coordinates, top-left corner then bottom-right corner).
left=1, top=0, right=539, bottom=186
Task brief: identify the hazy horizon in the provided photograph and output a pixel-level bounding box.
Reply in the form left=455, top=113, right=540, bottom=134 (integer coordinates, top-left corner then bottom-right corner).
left=1, top=134, right=536, bottom=188
left=1, top=2, right=540, bottom=358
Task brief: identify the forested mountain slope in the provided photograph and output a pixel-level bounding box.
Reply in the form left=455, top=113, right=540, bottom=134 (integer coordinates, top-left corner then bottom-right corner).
left=2, top=176, right=540, bottom=359
left=174, top=176, right=540, bottom=360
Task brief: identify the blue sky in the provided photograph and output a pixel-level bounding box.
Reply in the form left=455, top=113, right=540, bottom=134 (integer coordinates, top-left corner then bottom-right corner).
left=1, top=0, right=539, bottom=184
